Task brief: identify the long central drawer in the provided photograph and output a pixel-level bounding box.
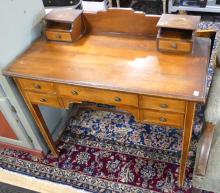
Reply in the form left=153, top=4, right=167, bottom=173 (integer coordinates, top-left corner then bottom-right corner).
left=56, top=84, right=139, bottom=107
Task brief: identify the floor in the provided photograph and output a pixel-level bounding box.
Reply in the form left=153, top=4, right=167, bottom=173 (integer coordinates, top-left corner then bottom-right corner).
left=0, top=168, right=88, bottom=193
left=0, top=182, right=38, bottom=193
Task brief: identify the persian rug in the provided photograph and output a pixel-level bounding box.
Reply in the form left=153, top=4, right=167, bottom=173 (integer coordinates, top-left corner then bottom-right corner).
left=0, top=23, right=219, bottom=193
left=0, top=109, right=210, bottom=193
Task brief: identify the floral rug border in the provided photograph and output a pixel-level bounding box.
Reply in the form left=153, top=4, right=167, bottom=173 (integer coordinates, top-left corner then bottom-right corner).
left=0, top=155, right=159, bottom=193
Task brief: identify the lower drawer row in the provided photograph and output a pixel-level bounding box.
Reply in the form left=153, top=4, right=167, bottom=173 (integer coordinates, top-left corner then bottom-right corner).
left=27, top=92, right=185, bottom=128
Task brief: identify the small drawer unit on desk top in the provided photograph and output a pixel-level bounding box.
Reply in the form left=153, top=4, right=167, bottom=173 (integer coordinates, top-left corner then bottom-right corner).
left=44, top=9, right=85, bottom=42
left=156, top=14, right=201, bottom=53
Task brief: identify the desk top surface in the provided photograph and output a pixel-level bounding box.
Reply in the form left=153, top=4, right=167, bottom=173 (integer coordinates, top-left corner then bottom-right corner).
left=4, top=35, right=210, bottom=102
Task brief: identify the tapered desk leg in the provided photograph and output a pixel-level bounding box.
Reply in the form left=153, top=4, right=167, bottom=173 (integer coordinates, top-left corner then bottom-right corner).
left=31, top=104, right=58, bottom=157
left=14, top=79, right=58, bottom=157
left=179, top=101, right=196, bottom=186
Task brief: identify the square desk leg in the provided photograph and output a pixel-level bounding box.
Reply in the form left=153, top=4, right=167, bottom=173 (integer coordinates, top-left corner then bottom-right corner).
left=14, top=79, right=58, bottom=157
left=179, top=101, right=196, bottom=186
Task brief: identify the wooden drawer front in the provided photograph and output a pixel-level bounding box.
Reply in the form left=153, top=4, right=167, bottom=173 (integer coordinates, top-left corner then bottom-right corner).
left=57, top=85, right=138, bottom=107
left=45, top=31, right=72, bottom=42
left=158, top=39, right=192, bottom=53
left=141, top=110, right=184, bottom=128
left=140, top=96, right=186, bottom=113
left=27, top=92, right=61, bottom=108
left=19, top=79, right=55, bottom=94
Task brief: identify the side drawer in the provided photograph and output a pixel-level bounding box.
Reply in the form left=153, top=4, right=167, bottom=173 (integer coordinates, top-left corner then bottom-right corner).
left=19, top=79, right=55, bottom=94
left=158, top=39, right=192, bottom=53
left=140, top=109, right=184, bottom=128
left=45, top=31, right=72, bottom=42
left=27, top=92, right=62, bottom=108
left=139, top=96, right=186, bottom=113
left=56, top=84, right=139, bottom=107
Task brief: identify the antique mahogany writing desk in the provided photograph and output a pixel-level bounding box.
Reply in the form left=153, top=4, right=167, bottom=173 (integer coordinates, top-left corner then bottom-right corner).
left=3, top=9, right=210, bottom=186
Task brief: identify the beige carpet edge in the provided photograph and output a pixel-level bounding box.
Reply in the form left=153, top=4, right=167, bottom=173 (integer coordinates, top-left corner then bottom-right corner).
left=0, top=167, right=89, bottom=193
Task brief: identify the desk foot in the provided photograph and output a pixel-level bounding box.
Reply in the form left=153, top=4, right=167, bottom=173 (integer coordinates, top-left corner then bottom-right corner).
left=179, top=102, right=196, bottom=186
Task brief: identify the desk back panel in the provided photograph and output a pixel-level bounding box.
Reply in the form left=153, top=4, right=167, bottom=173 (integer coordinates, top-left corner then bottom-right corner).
left=84, top=9, right=160, bottom=38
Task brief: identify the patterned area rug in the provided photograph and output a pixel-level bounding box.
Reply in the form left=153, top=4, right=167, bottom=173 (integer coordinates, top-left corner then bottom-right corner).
left=0, top=109, right=208, bottom=193
left=0, top=23, right=219, bottom=193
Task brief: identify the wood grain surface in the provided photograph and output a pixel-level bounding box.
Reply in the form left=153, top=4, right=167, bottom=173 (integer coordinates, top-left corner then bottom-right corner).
left=83, top=9, right=159, bottom=37
left=45, top=9, right=83, bottom=23
left=3, top=35, right=210, bottom=103
left=157, top=14, right=201, bottom=30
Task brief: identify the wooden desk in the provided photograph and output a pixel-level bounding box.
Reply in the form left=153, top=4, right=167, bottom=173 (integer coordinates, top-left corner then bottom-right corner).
left=3, top=9, right=210, bottom=186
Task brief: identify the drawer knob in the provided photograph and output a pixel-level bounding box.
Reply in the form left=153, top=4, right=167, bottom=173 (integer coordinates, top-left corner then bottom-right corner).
left=40, top=98, right=47, bottom=102
left=160, top=117, right=167, bottom=122
left=171, top=43, right=177, bottom=49
left=34, top=84, right=41, bottom=89
left=71, top=90, right=78, bottom=95
left=114, top=97, right=121, bottom=102
left=160, top=103, right=168, bottom=108
left=56, top=34, right=62, bottom=39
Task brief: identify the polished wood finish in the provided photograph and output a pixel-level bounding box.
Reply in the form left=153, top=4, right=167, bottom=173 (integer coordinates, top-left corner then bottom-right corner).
left=157, top=14, right=200, bottom=54
left=84, top=9, right=160, bottom=37
left=195, top=29, right=216, bottom=38
left=195, top=122, right=215, bottom=176
left=140, top=109, right=184, bottom=128
left=19, top=78, right=55, bottom=94
left=158, top=38, right=192, bottom=53
left=27, top=92, right=62, bottom=108
left=45, top=9, right=83, bottom=23
left=3, top=36, right=210, bottom=103
left=45, top=9, right=84, bottom=42
left=3, top=9, right=210, bottom=186
left=157, top=14, right=201, bottom=30
left=159, top=28, right=193, bottom=40
left=0, top=112, right=17, bottom=140
left=179, top=101, right=196, bottom=186
left=45, top=31, right=72, bottom=42
left=139, top=96, right=186, bottom=113
left=56, top=84, right=139, bottom=107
